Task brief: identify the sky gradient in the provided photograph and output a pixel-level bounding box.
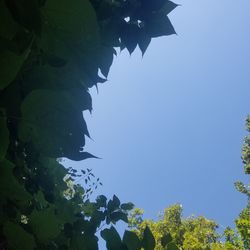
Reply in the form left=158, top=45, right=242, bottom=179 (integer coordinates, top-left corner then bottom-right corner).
left=67, top=0, right=250, bottom=230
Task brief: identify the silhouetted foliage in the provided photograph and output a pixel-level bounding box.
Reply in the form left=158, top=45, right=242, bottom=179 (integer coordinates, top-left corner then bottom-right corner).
left=0, top=0, right=177, bottom=249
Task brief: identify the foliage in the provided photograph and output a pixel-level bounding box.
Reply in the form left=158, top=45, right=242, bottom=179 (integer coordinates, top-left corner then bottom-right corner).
left=128, top=204, right=245, bottom=250
left=233, top=117, right=250, bottom=250
left=0, top=0, right=177, bottom=248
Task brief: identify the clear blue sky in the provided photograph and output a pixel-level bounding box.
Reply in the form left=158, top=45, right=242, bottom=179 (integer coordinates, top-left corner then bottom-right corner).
left=68, top=0, right=250, bottom=230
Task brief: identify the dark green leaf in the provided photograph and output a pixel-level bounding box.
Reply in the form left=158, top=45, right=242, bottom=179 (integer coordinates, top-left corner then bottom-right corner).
left=166, top=242, right=180, bottom=250
left=101, top=226, right=122, bottom=250
left=138, top=30, right=151, bottom=56
left=0, top=46, right=30, bottom=90
left=107, top=195, right=120, bottom=212
left=161, top=233, right=173, bottom=247
left=70, top=234, right=98, bottom=250
left=121, top=202, right=135, bottom=211
left=142, top=226, right=156, bottom=250
left=113, top=195, right=121, bottom=207
left=120, top=23, right=140, bottom=54
left=0, top=0, right=19, bottom=40
left=110, top=211, right=128, bottom=223
left=146, top=15, right=176, bottom=38
left=5, top=0, right=42, bottom=35
left=99, top=46, right=114, bottom=78
left=3, top=222, right=36, bottom=250
left=19, top=90, right=92, bottom=160
left=123, top=230, right=141, bottom=250
left=96, top=195, right=107, bottom=208
left=29, top=207, right=62, bottom=242
left=161, top=1, right=179, bottom=15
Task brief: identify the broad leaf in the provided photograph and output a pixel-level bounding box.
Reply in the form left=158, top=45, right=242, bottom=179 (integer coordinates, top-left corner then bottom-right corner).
left=0, top=0, right=19, bottom=40
left=166, top=242, right=180, bottom=250
left=70, top=234, right=99, bottom=250
left=121, top=202, right=135, bottom=211
left=101, top=226, right=122, bottom=250
left=138, top=30, right=151, bottom=56
left=142, top=226, right=156, bottom=250
left=161, top=1, right=179, bottom=15
left=161, top=233, right=173, bottom=247
left=19, top=90, right=93, bottom=160
left=5, top=0, right=42, bottom=34
left=110, top=211, right=128, bottom=223
left=42, top=0, right=100, bottom=58
left=107, top=195, right=120, bottom=212
left=146, top=14, right=176, bottom=38
left=0, top=160, right=32, bottom=207
left=120, top=23, right=140, bottom=54
left=3, top=222, right=36, bottom=250
left=0, top=47, right=30, bottom=90
left=29, top=207, right=62, bottom=242
left=123, top=230, right=141, bottom=250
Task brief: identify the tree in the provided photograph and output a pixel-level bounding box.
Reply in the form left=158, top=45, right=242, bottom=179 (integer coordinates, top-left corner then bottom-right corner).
left=0, top=0, right=177, bottom=248
left=128, top=204, right=245, bottom=250
left=234, top=116, right=250, bottom=250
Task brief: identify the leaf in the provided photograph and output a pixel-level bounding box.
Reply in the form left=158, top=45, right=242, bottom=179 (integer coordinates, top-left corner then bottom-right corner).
left=96, top=195, right=107, bottom=208
left=107, top=195, right=120, bottom=212
left=121, top=202, right=134, bottom=211
left=110, top=211, right=128, bottom=223
left=113, top=195, right=121, bottom=208
left=29, top=207, right=62, bottom=242
left=141, top=0, right=169, bottom=12
left=146, top=14, right=176, bottom=38
left=0, top=0, right=19, bottom=40
left=101, top=226, right=122, bottom=250
left=161, top=233, right=173, bottom=247
left=0, top=160, right=32, bottom=207
left=166, top=242, right=180, bottom=250
left=138, top=30, right=151, bottom=56
left=120, top=22, right=140, bottom=54
left=5, top=0, right=42, bottom=35
left=161, top=1, right=179, bottom=15
left=70, top=234, right=99, bottom=250
left=142, top=226, right=156, bottom=250
left=0, top=109, right=9, bottom=161
left=42, top=0, right=100, bottom=57
left=19, top=90, right=91, bottom=159
left=99, top=46, right=114, bottom=78
left=3, top=222, right=36, bottom=250
left=123, top=230, right=141, bottom=250
left=0, top=46, right=30, bottom=90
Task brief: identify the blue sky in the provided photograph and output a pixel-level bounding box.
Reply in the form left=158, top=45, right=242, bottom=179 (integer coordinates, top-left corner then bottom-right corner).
left=68, top=0, right=250, bottom=230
